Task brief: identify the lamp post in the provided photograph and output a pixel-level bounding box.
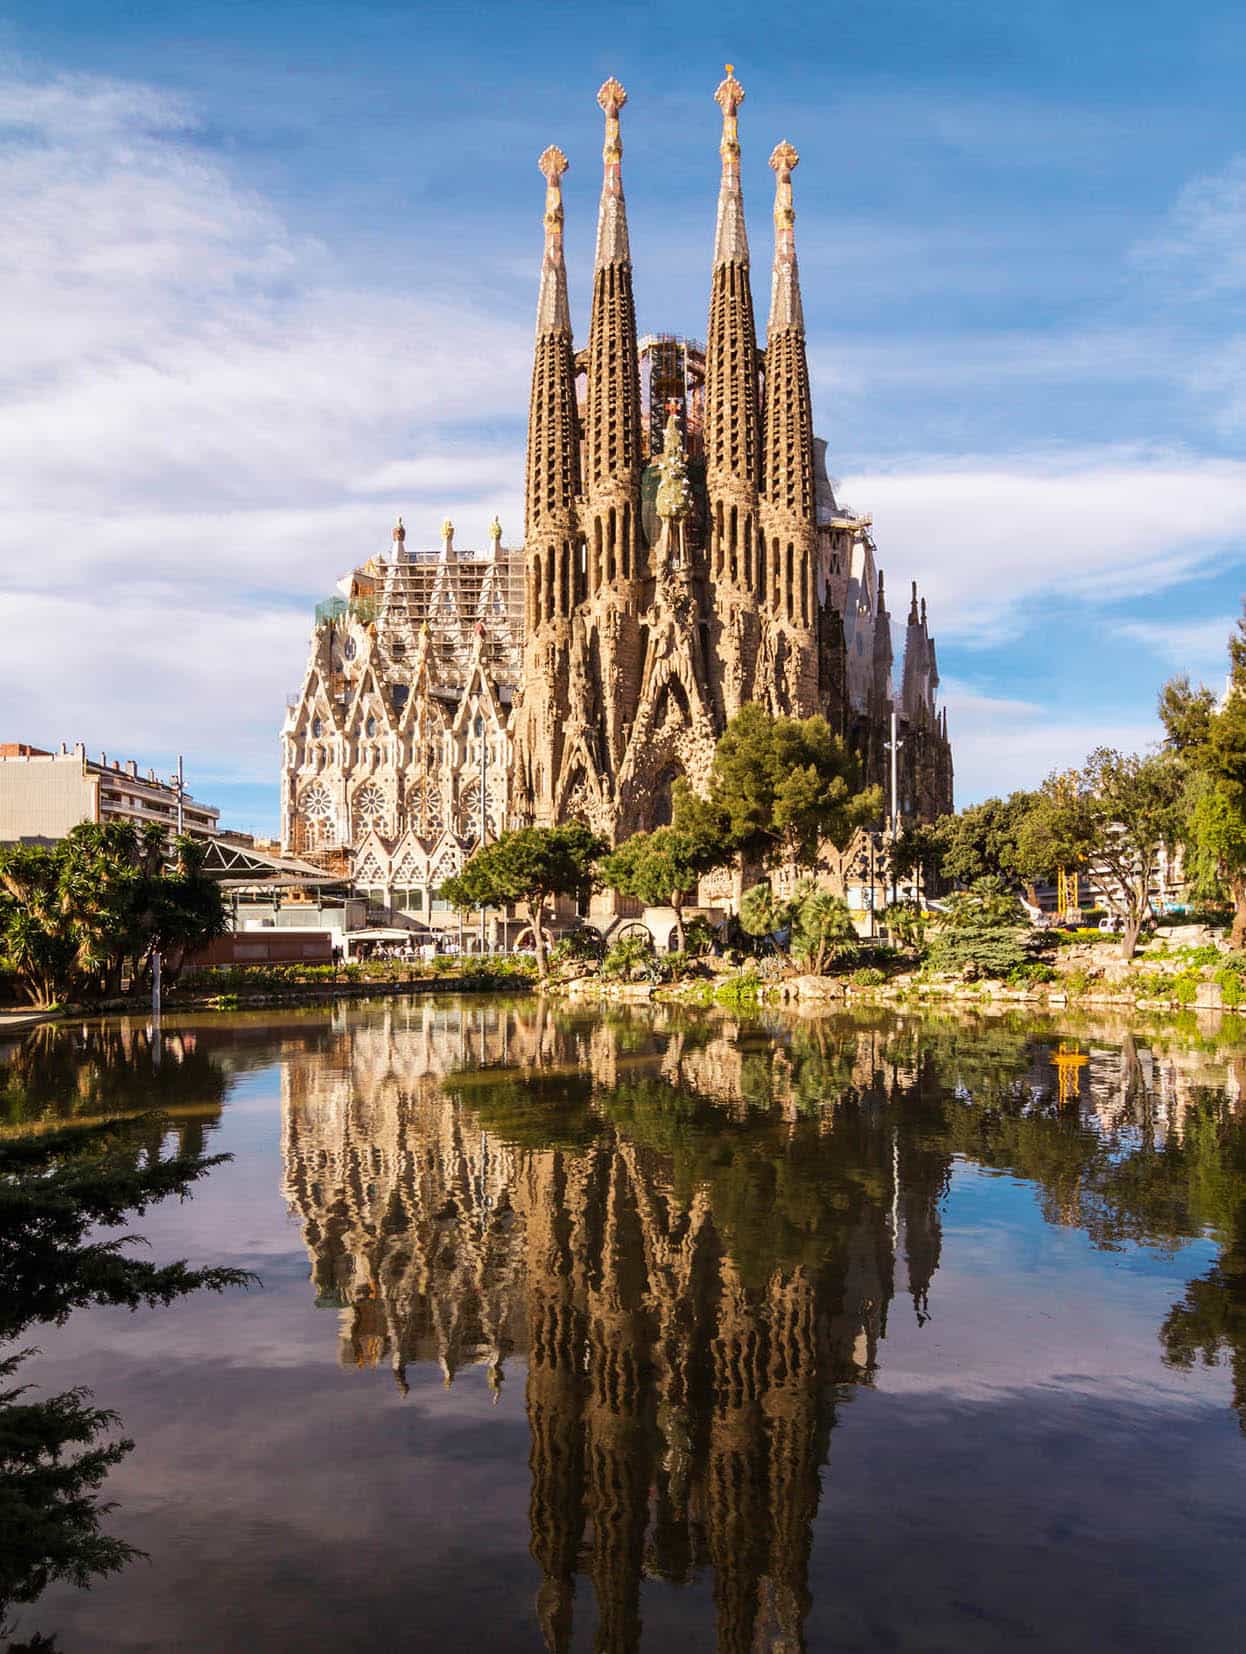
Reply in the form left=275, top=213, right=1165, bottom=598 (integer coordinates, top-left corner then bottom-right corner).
left=475, top=714, right=488, bottom=957
left=884, top=710, right=904, bottom=906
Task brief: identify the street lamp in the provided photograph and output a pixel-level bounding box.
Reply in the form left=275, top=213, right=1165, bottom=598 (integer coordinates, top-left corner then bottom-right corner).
left=474, top=713, right=488, bottom=957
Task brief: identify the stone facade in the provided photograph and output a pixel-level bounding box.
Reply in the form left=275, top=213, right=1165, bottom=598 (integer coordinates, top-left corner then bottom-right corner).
left=280, top=72, right=952, bottom=916
left=510, top=72, right=952, bottom=843
left=280, top=518, right=522, bottom=923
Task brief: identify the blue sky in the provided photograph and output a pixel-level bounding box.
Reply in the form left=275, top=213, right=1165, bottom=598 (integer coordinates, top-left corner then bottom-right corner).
left=3, top=0, right=1245, bottom=834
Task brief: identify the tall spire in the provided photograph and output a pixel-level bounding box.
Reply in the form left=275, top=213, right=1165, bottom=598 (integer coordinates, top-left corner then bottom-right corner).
left=713, top=64, right=749, bottom=265
left=759, top=139, right=817, bottom=714
left=584, top=75, right=642, bottom=526
left=594, top=76, right=630, bottom=267
left=767, top=140, right=804, bottom=333
left=535, top=144, right=570, bottom=334
left=703, top=64, right=762, bottom=625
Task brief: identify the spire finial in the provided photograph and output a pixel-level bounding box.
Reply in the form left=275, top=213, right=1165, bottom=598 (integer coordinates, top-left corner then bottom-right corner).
left=767, top=141, right=804, bottom=332
left=594, top=78, right=630, bottom=266
left=712, top=66, right=749, bottom=265
left=393, top=516, right=405, bottom=543
left=910, top=579, right=919, bottom=623
left=534, top=146, right=571, bottom=334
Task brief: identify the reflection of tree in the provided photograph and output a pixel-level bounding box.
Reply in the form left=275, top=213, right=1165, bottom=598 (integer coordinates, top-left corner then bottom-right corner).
left=1, top=1021, right=229, bottom=1135
left=0, top=1119, right=248, bottom=1644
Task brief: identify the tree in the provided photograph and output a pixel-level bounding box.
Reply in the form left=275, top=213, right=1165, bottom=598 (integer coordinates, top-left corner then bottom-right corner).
left=1162, top=615, right=1246, bottom=946
left=708, top=702, right=882, bottom=870
left=599, top=782, right=730, bottom=952
left=789, top=883, right=858, bottom=974
left=440, top=824, right=604, bottom=982
left=0, top=1120, right=250, bottom=1636
left=738, top=881, right=793, bottom=946
left=1016, top=749, right=1184, bottom=959
left=0, top=825, right=225, bottom=1007
left=1159, top=675, right=1216, bottom=757
left=925, top=876, right=1035, bottom=978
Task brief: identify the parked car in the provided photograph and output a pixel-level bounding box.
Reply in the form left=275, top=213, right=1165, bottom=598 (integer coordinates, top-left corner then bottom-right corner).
left=1098, top=915, right=1123, bottom=934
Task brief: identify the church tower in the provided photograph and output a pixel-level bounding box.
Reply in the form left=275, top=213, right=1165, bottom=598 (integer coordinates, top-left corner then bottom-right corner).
left=577, top=78, right=644, bottom=782
left=703, top=66, right=763, bottom=722
left=759, top=141, right=819, bottom=716
left=512, top=146, right=582, bottom=826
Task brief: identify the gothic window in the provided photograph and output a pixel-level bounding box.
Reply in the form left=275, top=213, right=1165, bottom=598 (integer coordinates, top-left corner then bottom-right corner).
left=365, top=715, right=378, bottom=738
left=456, top=777, right=482, bottom=838
left=302, top=781, right=332, bottom=822
left=353, top=783, right=387, bottom=835
left=391, top=685, right=409, bottom=712
left=343, top=638, right=357, bottom=662
left=312, top=716, right=323, bottom=738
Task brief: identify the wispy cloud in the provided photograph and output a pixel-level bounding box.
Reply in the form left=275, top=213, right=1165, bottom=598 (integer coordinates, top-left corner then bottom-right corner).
left=1133, top=154, right=1246, bottom=300
left=844, top=449, right=1246, bottom=644
left=1115, top=615, right=1237, bottom=676
left=942, top=679, right=1162, bottom=802
left=0, top=66, right=529, bottom=808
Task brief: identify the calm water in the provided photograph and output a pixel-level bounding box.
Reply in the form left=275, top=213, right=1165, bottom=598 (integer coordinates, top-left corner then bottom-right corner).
left=4, top=997, right=1246, bottom=1651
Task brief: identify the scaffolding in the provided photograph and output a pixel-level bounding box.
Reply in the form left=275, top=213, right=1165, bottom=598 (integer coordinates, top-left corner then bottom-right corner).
left=639, top=334, right=706, bottom=460
left=316, top=543, right=526, bottom=695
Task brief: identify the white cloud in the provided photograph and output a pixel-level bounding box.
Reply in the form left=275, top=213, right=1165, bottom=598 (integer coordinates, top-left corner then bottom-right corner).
left=842, top=450, right=1246, bottom=643
left=941, top=679, right=1162, bottom=804
left=0, top=65, right=530, bottom=811
left=1115, top=615, right=1237, bottom=676
left=1133, top=154, right=1246, bottom=299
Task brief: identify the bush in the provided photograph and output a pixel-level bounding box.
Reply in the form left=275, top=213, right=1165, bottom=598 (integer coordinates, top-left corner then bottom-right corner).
left=549, top=930, right=604, bottom=967
left=714, top=969, right=762, bottom=1008
left=603, top=933, right=657, bottom=982
left=1005, top=961, right=1057, bottom=987
left=849, top=966, right=886, bottom=987
left=682, top=916, right=719, bottom=956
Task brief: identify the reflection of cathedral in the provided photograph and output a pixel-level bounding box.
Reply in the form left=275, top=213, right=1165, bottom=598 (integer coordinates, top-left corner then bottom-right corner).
left=278, top=1001, right=1246, bottom=1646
left=280, top=1002, right=950, bottom=1651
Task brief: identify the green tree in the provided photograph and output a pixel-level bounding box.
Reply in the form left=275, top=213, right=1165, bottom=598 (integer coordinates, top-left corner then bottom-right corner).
left=1159, top=674, right=1217, bottom=757
left=440, top=823, right=604, bottom=982
left=738, top=881, right=793, bottom=944
left=599, top=782, right=729, bottom=952
left=0, top=825, right=225, bottom=1007
left=789, top=882, right=858, bottom=974
left=1016, top=749, right=1184, bottom=959
left=924, top=876, right=1035, bottom=978
left=708, top=702, right=882, bottom=870
left=1166, top=611, right=1246, bottom=946
left=1, top=1120, right=250, bottom=1636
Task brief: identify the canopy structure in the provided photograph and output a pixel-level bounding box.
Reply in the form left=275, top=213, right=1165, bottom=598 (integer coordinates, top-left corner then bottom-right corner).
left=198, top=838, right=349, bottom=891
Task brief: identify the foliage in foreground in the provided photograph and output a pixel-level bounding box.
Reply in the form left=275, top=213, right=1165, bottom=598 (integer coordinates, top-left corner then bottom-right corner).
left=0, top=824, right=224, bottom=1008
left=0, top=1120, right=251, bottom=1637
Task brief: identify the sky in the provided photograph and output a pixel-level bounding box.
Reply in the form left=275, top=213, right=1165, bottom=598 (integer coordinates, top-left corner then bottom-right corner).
left=2, top=0, right=1245, bottom=834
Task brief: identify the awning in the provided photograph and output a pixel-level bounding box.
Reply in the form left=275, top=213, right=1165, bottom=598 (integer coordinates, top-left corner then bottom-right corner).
left=346, top=927, right=431, bottom=942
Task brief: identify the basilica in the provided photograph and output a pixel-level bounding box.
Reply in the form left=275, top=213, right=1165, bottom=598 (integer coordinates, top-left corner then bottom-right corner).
left=281, top=71, right=952, bottom=924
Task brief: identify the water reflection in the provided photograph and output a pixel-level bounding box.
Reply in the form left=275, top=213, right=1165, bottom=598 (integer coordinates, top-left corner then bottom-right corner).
left=280, top=1001, right=1246, bottom=1650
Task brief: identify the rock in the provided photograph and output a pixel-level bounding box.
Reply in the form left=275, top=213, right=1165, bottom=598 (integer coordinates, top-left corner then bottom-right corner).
left=1196, top=981, right=1224, bottom=1010
left=791, top=975, right=846, bottom=1001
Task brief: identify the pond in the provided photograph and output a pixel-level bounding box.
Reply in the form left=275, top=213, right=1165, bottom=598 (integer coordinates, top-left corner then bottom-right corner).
left=3, top=997, right=1246, bottom=1650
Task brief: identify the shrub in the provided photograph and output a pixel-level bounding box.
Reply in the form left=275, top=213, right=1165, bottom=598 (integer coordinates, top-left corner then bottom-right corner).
left=603, top=933, right=657, bottom=982
left=849, top=966, right=886, bottom=987
left=1005, top=961, right=1057, bottom=987
left=550, top=930, right=604, bottom=967
left=714, top=969, right=762, bottom=1008
left=682, top=916, right=719, bottom=956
